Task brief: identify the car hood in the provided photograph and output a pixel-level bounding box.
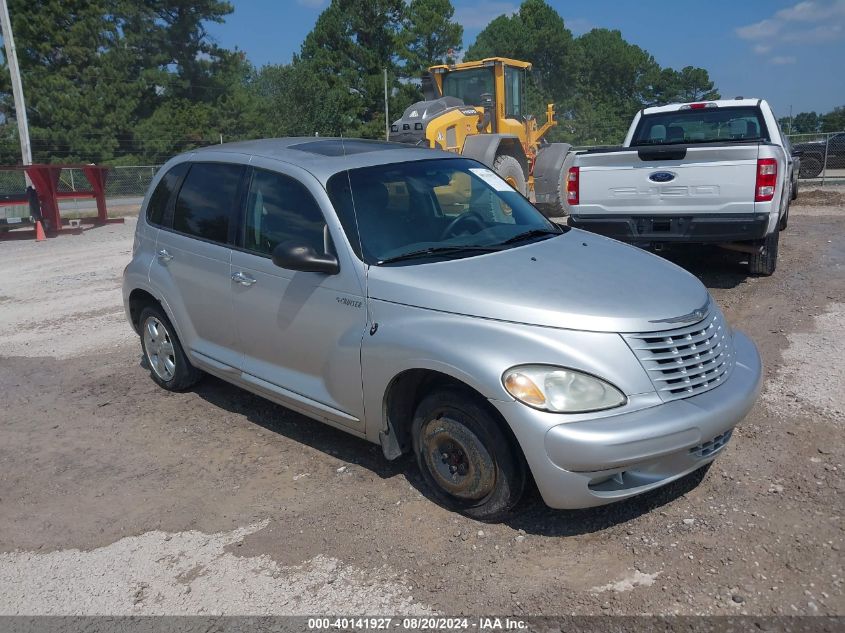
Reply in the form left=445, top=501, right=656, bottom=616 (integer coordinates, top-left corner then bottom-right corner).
left=366, top=230, right=710, bottom=333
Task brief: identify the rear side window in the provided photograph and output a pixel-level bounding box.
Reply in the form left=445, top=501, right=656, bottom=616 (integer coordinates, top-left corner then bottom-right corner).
left=243, top=169, right=327, bottom=256
left=146, top=162, right=188, bottom=226
left=632, top=106, right=769, bottom=146
left=173, top=163, right=244, bottom=243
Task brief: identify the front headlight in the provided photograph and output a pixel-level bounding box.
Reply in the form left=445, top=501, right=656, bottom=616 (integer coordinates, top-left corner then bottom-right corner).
left=502, top=365, right=626, bottom=413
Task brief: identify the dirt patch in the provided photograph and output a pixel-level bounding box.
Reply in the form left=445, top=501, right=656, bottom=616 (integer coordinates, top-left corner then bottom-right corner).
left=0, top=220, right=133, bottom=358
left=763, top=303, right=845, bottom=422
left=794, top=187, right=845, bottom=207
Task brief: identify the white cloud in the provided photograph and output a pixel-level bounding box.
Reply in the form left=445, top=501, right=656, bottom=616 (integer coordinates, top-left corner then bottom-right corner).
left=772, top=55, right=798, bottom=64
left=454, top=2, right=518, bottom=30
left=753, top=44, right=772, bottom=54
left=737, top=18, right=781, bottom=40
left=782, top=22, right=844, bottom=41
left=736, top=0, right=845, bottom=42
left=565, top=17, right=593, bottom=35
left=296, top=0, right=327, bottom=8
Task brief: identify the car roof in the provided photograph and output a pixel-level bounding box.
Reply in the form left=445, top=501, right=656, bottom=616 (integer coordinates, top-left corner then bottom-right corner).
left=642, top=98, right=764, bottom=116
left=185, top=137, right=458, bottom=182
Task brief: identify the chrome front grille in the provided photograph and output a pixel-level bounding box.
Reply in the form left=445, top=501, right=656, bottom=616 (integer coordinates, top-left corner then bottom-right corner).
left=689, top=430, right=733, bottom=458
left=624, top=308, right=735, bottom=402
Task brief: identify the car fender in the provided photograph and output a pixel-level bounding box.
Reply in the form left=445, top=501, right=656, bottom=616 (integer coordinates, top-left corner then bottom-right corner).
left=123, top=276, right=183, bottom=346
left=360, top=299, right=654, bottom=445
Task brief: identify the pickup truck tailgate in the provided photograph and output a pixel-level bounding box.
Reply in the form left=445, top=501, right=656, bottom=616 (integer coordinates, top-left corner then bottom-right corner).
left=578, top=144, right=761, bottom=216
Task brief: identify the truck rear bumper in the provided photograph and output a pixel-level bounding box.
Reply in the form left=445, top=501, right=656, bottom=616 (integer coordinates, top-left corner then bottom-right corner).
left=569, top=213, right=769, bottom=244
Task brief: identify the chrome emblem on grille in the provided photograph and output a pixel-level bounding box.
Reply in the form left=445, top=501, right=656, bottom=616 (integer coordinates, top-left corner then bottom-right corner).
left=649, top=171, right=676, bottom=183
left=650, top=299, right=711, bottom=324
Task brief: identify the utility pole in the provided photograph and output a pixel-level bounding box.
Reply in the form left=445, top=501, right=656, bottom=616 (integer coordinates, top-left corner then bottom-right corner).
left=384, top=68, right=389, bottom=141
left=0, top=0, right=32, bottom=168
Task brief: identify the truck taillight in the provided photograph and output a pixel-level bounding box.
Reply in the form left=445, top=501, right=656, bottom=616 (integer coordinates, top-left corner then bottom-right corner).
left=566, top=167, right=579, bottom=205
left=755, top=158, right=777, bottom=202
left=680, top=102, right=717, bottom=110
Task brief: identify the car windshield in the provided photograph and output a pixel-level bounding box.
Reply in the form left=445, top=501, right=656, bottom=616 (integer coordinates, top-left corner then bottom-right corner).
left=326, top=158, right=563, bottom=265
left=632, top=106, right=769, bottom=146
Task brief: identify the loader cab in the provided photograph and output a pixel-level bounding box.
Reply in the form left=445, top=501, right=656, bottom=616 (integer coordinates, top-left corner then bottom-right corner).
left=430, top=58, right=531, bottom=133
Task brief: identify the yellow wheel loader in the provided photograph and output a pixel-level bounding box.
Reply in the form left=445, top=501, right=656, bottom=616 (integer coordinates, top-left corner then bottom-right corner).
left=389, top=57, right=571, bottom=215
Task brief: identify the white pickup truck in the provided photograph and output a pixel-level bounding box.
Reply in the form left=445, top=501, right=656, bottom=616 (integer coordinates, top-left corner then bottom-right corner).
left=566, top=98, right=796, bottom=275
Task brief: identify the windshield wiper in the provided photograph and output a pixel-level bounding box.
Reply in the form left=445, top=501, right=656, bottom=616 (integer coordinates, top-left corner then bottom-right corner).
left=499, top=228, right=562, bottom=246
left=377, top=245, right=501, bottom=265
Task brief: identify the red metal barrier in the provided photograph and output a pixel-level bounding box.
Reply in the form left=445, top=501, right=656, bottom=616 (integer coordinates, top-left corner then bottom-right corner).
left=0, top=164, right=124, bottom=240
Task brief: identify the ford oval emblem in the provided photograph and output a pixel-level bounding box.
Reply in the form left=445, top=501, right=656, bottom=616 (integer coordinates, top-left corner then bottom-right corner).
left=649, top=171, right=676, bottom=183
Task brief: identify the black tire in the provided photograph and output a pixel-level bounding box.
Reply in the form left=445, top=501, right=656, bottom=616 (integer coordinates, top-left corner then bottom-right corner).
left=535, top=168, right=568, bottom=218
left=779, top=202, right=790, bottom=231
left=798, top=156, right=822, bottom=179
left=791, top=178, right=798, bottom=201
left=139, top=305, right=202, bottom=391
left=412, top=388, right=526, bottom=521
left=748, top=230, right=779, bottom=276
left=493, top=154, right=527, bottom=196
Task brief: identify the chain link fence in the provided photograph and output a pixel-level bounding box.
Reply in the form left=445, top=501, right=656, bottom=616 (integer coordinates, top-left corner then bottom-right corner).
left=786, top=131, right=845, bottom=184
left=1, top=165, right=162, bottom=221
left=55, top=165, right=163, bottom=197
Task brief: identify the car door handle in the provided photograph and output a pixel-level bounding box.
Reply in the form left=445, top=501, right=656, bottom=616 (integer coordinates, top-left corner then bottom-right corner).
left=156, top=249, right=173, bottom=262
left=231, top=271, right=257, bottom=286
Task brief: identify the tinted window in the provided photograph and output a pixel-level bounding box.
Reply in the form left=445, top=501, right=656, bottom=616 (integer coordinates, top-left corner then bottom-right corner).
left=504, top=66, right=524, bottom=119
left=173, top=163, right=244, bottom=243
left=146, top=162, right=188, bottom=226
left=442, top=68, right=494, bottom=107
left=243, top=169, right=327, bottom=256
left=632, top=107, right=769, bottom=145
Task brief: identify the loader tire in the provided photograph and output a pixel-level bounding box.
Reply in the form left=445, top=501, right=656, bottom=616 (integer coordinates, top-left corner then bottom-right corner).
left=535, top=168, right=568, bottom=218
left=493, top=154, right=527, bottom=196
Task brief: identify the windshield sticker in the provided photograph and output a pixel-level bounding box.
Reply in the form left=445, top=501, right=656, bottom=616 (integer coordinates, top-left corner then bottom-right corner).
left=469, top=168, right=513, bottom=192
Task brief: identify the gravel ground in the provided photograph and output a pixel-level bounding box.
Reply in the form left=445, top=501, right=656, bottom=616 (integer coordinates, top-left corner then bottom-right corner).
left=0, top=199, right=843, bottom=616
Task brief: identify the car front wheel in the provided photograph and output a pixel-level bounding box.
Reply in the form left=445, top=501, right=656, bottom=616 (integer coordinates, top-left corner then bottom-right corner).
left=412, top=388, right=526, bottom=521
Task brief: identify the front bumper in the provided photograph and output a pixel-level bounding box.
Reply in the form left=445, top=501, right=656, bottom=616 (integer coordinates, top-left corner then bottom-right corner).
left=491, top=330, right=762, bottom=509
left=569, top=213, right=769, bottom=243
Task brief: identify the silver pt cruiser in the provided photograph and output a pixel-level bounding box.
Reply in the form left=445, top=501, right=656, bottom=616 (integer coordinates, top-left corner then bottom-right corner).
left=123, top=138, right=762, bottom=520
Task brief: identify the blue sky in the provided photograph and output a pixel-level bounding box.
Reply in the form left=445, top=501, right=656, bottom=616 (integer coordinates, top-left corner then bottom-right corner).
left=207, top=0, right=845, bottom=117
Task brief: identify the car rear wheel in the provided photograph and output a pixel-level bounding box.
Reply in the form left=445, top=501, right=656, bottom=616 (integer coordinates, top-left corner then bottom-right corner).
left=748, top=230, right=779, bottom=276
left=412, top=388, right=525, bottom=521
left=139, top=306, right=202, bottom=391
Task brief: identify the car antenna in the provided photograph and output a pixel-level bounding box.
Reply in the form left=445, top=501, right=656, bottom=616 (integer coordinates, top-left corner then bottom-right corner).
left=340, top=134, right=376, bottom=333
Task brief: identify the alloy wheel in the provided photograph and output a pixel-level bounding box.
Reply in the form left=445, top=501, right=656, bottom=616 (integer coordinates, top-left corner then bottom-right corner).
left=143, top=316, right=176, bottom=381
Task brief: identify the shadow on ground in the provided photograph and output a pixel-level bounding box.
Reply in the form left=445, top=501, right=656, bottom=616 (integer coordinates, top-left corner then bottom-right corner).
left=652, top=244, right=752, bottom=290
left=190, top=373, right=707, bottom=538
